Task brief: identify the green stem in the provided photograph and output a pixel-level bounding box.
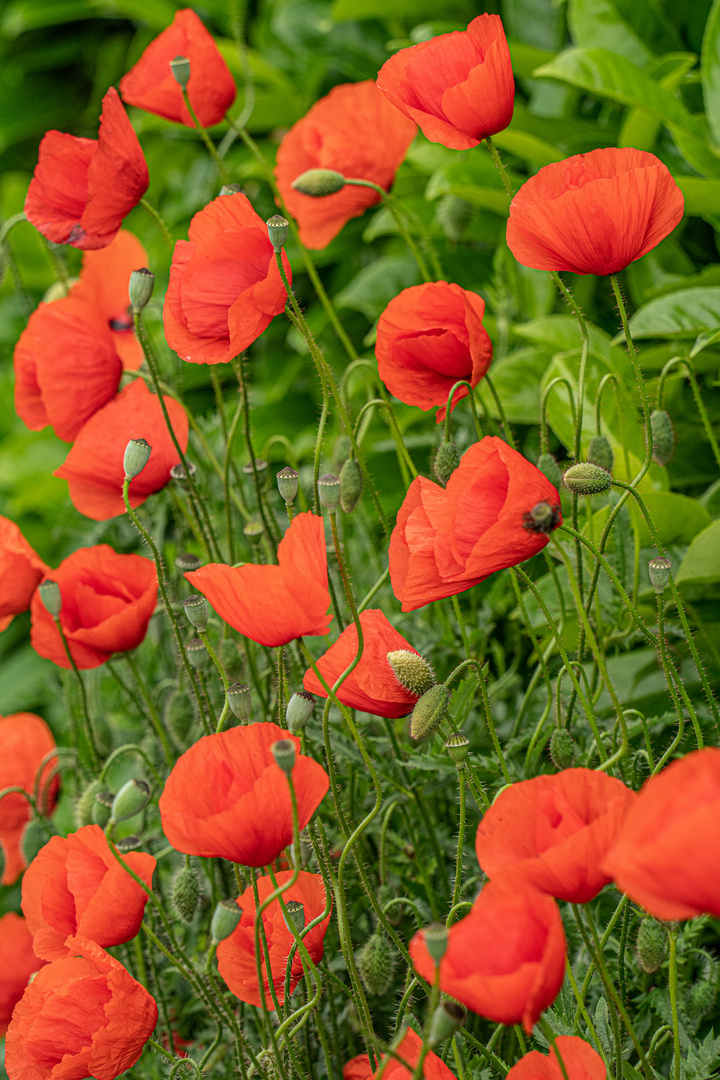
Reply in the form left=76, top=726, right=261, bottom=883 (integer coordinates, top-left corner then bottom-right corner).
left=139, top=198, right=174, bottom=250
left=180, top=88, right=228, bottom=177
left=452, top=769, right=466, bottom=909
left=123, top=652, right=173, bottom=767
left=53, top=617, right=100, bottom=771
left=485, top=136, right=514, bottom=197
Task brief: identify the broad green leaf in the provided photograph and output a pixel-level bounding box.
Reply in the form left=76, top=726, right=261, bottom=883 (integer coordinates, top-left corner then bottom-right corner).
left=476, top=347, right=551, bottom=425
left=701, top=0, right=720, bottom=146
left=676, top=519, right=720, bottom=584
left=1, top=0, right=87, bottom=35
left=627, top=287, right=720, bottom=338
left=86, top=0, right=179, bottom=26
left=491, top=129, right=563, bottom=167
left=629, top=492, right=712, bottom=546
left=332, top=0, right=470, bottom=20
left=568, top=0, right=681, bottom=66
left=505, top=0, right=565, bottom=51
left=335, top=256, right=419, bottom=320
left=669, top=121, right=720, bottom=179
left=619, top=53, right=697, bottom=150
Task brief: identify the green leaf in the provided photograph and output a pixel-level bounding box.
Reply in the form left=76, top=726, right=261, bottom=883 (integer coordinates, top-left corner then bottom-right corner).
left=676, top=176, right=720, bottom=215
left=476, top=347, right=551, bottom=425
left=491, top=129, right=563, bottom=167
left=332, top=0, right=471, bottom=20
left=628, top=492, right=711, bottom=547
left=676, top=519, right=720, bottom=584
left=568, top=0, right=682, bottom=67
left=627, top=287, right=720, bottom=338
left=335, top=256, right=419, bottom=321
left=701, top=0, right=720, bottom=146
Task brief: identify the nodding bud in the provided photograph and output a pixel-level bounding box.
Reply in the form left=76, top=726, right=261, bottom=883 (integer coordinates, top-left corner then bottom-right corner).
left=648, top=556, right=672, bottom=593
left=21, top=819, right=50, bottom=865
left=563, top=462, right=613, bottom=495
left=211, top=898, right=242, bottom=944
left=587, top=434, right=614, bottom=473
left=266, top=214, right=289, bottom=252
left=318, top=473, right=341, bottom=512
left=549, top=728, right=576, bottom=770
left=286, top=690, right=315, bottom=732
left=339, top=458, right=363, bottom=513
left=186, top=637, right=208, bottom=669
left=176, top=552, right=202, bottom=572
left=428, top=1001, right=466, bottom=1047
left=276, top=466, right=299, bottom=504
left=409, top=684, right=450, bottom=742
left=387, top=650, right=436, bottom=697
left=292, top=168, right=346, bottom=197
left=445, top=732, right=469, bottom=768
left=39, top=580, right=62, bottom=618
left=271, top=738, right=296, bottom=775
left=169, top=55, right=191, bottom=89
left=636, top=917, right=669, bottom=973
left=183, top=594, right=209, bottom=631
left=651, top=409, right=675, bottom=466
left=220, top=183, right=243, bottom=196
left=536, top=452, right=562, bottom=488
left=423, top=922, right=449, bottom=966
left=171, top=865, right=200, bottom=924
left=282, top=900, right=305, bottom=934
left=433, top=440, right=461, bottom=486
left=110, top=779, right=151, bottom=823
left=227, top=683, right=252, bottom=721
left=123, top=437, right=152, bottom=479
left=357, top=932, right=396, bottom=997
left=128, top=268, right=155, bottom=313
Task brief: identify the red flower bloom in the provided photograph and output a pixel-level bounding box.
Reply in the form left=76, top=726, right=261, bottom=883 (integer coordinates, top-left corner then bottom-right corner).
left=5, top=935, right=157, bottom=1080
left=53, top=379, right=189, bottom=521
left=274, top=81, right=417, bottom=249
left=376, top=282, right=493, bottom=421
left=24, top=88, right=149, bottom=250
left=159, top=722, right=329, bottom=866
left=22, top=824, right=155, bottom=961
left=410, top=881, right=566, bottom=1033
left=302, top=609, right=421, bottom=718
left=30, top=545, right=158, bottom=670
left=164, top=191, right=290, bottom=365
left=506, top=148, right=685, bottom=276
left=217, top=870, right=330, bottom=1008
left=376, top=15, right=514, bottom=151
left=0, top=517, right=49, bottom=633
left=344, top=1028, right=457, bottom=1079
left=120, top=8, right=237, bottom=128
left=390, top=436, right=561, bottom=612
left=475, top=768, right=637, bottom=903
left=186, top=512, right=331, bottom=647
left=0, top=712, right=58, bottom=886
left=507, top=1038, right=606, bottom=1080
left=0, top=914, right=46, bottom=1038
left=602, top=748, right=720, bottom=921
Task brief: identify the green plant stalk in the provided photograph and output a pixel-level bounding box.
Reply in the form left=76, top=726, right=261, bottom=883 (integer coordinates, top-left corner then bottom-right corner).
left=180, top=87, right=228, bottom=177
left=452, top=769, right=466, bottom=909
left=224, top=393, right=244, bottom=564
left=343, top=178, right=432, bottom=282
left=483, top=372, right=516, bottom=448
left=53, top=618, right=101, bottom=771
left=410, top=967, right=441, bottom=1080
left=123, top=652, right=173, bottom=767
left=658, top=356, right=720, bottom=471
left=485, top=136, right=514, bottom=197
left=138, top=197, right=174, bottom=249
left=232, top=356, right=282, bottom=550
left=354, top=397, right=418, bottom=482
left=609, top=275, right=653, bottom=485
left=98, top=743, right=163, bottom=786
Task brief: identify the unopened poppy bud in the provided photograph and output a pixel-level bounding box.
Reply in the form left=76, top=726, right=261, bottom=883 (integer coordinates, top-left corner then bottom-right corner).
left=522, top=500, right=561, bottom=534
left=286, top=690, right=315, bottom=732
left=243, top=520, right=264, bottom=543
left=339, top=457, right=363, bottom=512
left=220, top=183, right=243, bottom=196
left=424, top=922, right=449, bottom=965
left=170, top=461, right=196, bottom=483
left=165, top=689, right=195, bottom=742
left=292, top=168, right=346, bottom=197
left=271, top=738, right=296, bottom=774
left=227, top=682, right=252, bottom=721
left=428, top=1001, right=466, bottom=1047
left=123, top=437, right=152, bottom=479
left=437, top=194, right=474, bottom=242
left=169, top=55, right=191, bottom=89
left=409, top=684, right=451, bottom=741
left=266, top=214, right=289, bottom=252
left=318, top=472, right=341, bottom=511
left=176, top=552, right=202, bottom=572
left=387, top=650, right=436, bottom=696
left=111, top=778, right=150, bottom=823
left=549, top=728, right=576, bottom=770
left=21, top=818, right=50, bottom=865
left=433, top=440, right=461, bottom=486
left=563, top=462, right=613, bottom=495
left=128, top=267, right=155, bottom=312
left=74, top=779, right=106, bottom=828
left=171, top=865, right=200, bottom=923
left=588, top=434, right=614, bottom=473
left=651, top=409, right=675, bottom=466
left=536, top=453, right=562, bottom=488
left=333, top=434, right=351, bottom=473
left=186, top=637, right=208, bottom=669
left=276, top=466, right=299, bottom=504
left=211, top=898, right=242, bottom=944
left=648, top=556, right=672, bottom=593
left=183, top=594, right=209, bottom=631
left=282, top=900, right=305, bottom=933
left=686, top=980, right=716, bottom=1020
left=358, top=932, right=396, bottom=996
left=39, top=579, right=62, bottom=617
left=636, top=917, right=669, bottom=973
left=445, top=732, right=469, bottom=767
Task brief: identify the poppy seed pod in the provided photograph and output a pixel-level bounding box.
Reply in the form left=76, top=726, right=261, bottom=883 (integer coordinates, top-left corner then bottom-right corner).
left=211, top=898, right=243, bottom=944
left=282, top=900, right=305, bottom=933
left=286, top=690, right=315, bottom=732
left=276, top=466, right=299, bottom=504
left=183, top=593, right=209, bottom=631
left=563, top=462, right=613, bottom=495
left=387, top=649, right=436, bottom=697
left=266, top=214, right=289, bottom=252
left=423, top=922, right=449, bottom=965
left=648, top=556, right=672, bottom=592
left=292, top=168, right=346, bottom=196
left=271, top=738, right=296, bottom=775
left=169, top=55, right=190, bottom=89
left=428, top=1001, right=466, bottom=1047
left=123, top=437, right=152, bottom=480
left=38, top=580, right=62, bottom=617
left=318, top=473, right=341, bottom=512
left=128, top=267, right=155, bottom=312
left=445, top=732, right=470, bottom=767
left=227, top=683, right=252, bottom=721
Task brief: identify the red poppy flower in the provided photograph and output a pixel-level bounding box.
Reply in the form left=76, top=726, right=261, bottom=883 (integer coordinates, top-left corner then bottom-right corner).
left=475, top=768, right=637, bottom=903
left=390, top=436, right=561, bottom=612
left=344, top=1028, right=457, bottom=1079
left=0, top=712, right=58, bottom=886
left=602, top=748, right=720, bottom=921
left=186, top=512, right=331, bottom=647
left=22, top=824, right=155, bottom=961
left=376, top=282, right=493, bottom=421
left=217, top=870, right=330, bottom=1008
left=0, top=914, right=46, bottom=1038
left=24, top=88, right=149, bottom=250
left=506, top=148, right=685, bottom=276
left=302, top=609, right=421, bottom=718
left=159, top=722, right=329, bottom=867
left=274, top=81, right=417, bottom=249
left=120, top=8, right=236, bottom=128
left=5, top=935, right=158, bottom=1080
left=53, top=379, right=189, bottom=520
left=0, top=517, right=49, bottom=633
left=507, top=1037, right=607, bottom=1080
left=30, top=545, right=158, bottom=670
left=376, top=15, right=514, bottom=151
left=410, top=881, right=566, bottom=1033
left=163, top=191, right=290, bottom=365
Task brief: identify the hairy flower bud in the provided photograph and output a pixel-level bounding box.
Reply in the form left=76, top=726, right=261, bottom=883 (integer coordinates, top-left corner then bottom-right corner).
left=292, top=168, right=346, bottom=196
left=165, top=689, right=195, bottom=742
left=651, top=409, right=675, bottom=466
left=286, top=690, right=315, bottom=732
left=563, top=462, right=613, bottom=495
left=636, top=917, right=669, bottom=973
left=686, top=981, right=716, bottom=1020
left=433, top=440, right=461, bottom=486
left=549, top=728, right=576, bottom=770
left=183, top=594, right=209, bottom=631
left=123, top=437, right=152, bottom=480
left=74, top=780, right=108, bottom=829
left=536, top=452, right=562, bottom=488
left=171, top=865, right=201, bottom=923
left=339, top=458, right=363, bottom=513
left=358, top=932, right=396, bottom=996
left=587, top=434, right=614, bottom=473
left=21, top=818, right=51, bottom=865
left=409, top=684, right=450, bottom=742
left=219, top=639, right=244, bottom=681
left=648, top=556, right=672, bottom=593
left=128, top=267, right=155, bottom=313
left=387, top=650, right=436, bottom=696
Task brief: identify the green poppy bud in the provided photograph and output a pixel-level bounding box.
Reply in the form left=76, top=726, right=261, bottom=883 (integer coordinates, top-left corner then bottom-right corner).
left=292, top=168, right=346, bottom=197
left=387, top=650, right=436, bottom=697
left=339, top=458, right=363, bottom=513
left=186, top=637, right=208, bottom=669
left=282, top=900, right=305, bottom=934
left=74, top=779, right=107, bottom=829
left=128, top=267, right=155, bottom=313
left=276, top=466, right=299, bottom=504
left=424, top=922, right=449, bottom=965
left=267, top=214, right=289, bottom=252
left=38, top=580, right=62, bottom=617
left=549, top=728, right=576, bottom=770
left=445, top=732, right=469, bottom=768
left=536, top=453, right=562, bottom=488
left=123, top=438, right=152, bottom=480
left=286, top=690, right=315, bottom=732
left=436, top=194, right=474, bottom=242
left=21, top=818, right=51, bottom=865
left=409, top=684, right=451, bottom=742
left=636, top=917, right=669, bottom=973
left=650, top=409, right=674, bottom=466
left=563, top=462, right=613, bottom=495
left=271, top=738, right=296, bottom=775
left=165, top=689, right=195, bottom=743
left=227, top=682, right=252, bottom=721
left=211, top=898, right=242, bottom=944
left=318, top=472, right=341, bottom=512
left=428, top=1001, right=466, bottom=1047
left=169, top=55, right=190, bottom=89
left=171, top=865, right=201, bottom=924
left=111, top=778, right=151, bottom=824
left=648, top=556, right=671, bottom=593
left=433, top=440, right=461, bottom=486
left=357, top=932, right=396, bottom=996
left=587, top=434, right=614, bottom=473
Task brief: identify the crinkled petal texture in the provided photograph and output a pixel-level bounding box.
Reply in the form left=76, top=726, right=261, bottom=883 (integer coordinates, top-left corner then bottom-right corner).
left=0, top=914, right=46, bottom=1037
left=302, top=609, right=421, bottom=718
left=0, top=713, right=58, bottom=886
left=0, top=517, right=49, bottom=632
left=30, top=545, right=158, bottom=670
left=186, top=511, right=331, bottom=647
left=410, top=881, right=566, bottom=1033
left=390, top=436, right=561, bottom=611
left=217, top=870, right=330, bottom=1008
left=53, top=379, right=189, bottom=521
left=164, top=191, right=290, bottom=364
left=602, top=748, right=720, bottom=920
left=159, top=723, right=330, bottom=867
left=274, top=81, right=417, bottom=249
left=376, top=281, right=492, bottom=420
left=506, top=147, right=684, bottom=276
left=475, top=768, right=638, bottom=903
left=5, top=935, right=157, bottom=1080
left=120, top=8, right=236, bottom=127
left=22, top=825, right=155, bottom=961
left=24, top=88, right=148, bottom=250
left=376, top=14, right=514, bottom=150
left=507, top=1038, right=607, bottom=1080
left=343, top=1028, right=458, bottom=1079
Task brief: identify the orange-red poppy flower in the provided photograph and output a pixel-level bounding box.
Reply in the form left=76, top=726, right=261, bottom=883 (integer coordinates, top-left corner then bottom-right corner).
left=159, top=722, right=329, bottom=866
left=0, top=914, right=46, bottom=1038
left=507, top=1037, right=607, bottom=1080
left=0, top=712, right=58, bottom=886
left=390, top=436, right=561, bottom=612
left=22, top=824, right=155, bottom=961
left=120, top=8, right=236, bottom=128
left=163, top=191, right=290, bottom=365
left=24, top=88, right=149, bottom=250
left=217, top=870, right=330, bottom=1008
left=53, top=379, right=189, bottom=520
left=376, top=15, right=514, bottom=151
left=376, top=282, right=493, bottom=421
left=506, top=148, right=685, bottom=276
left=274, top=80, right=417, bottom=249
left=5, top=935, right=157, bottom=1080
left=186, top=512, right=331, bottom=647
left=344, top=1028, right=458, bottom=1079
left=0, top=517, right=49, bottom=633
left=302, top=609, right=421, bottom=718
left=475, top=768, right=637, bottom=903
left=30, top=545, right=158, bottom=670
left=410, top=881, right=566, bottom=1033
left=602, top=748, right=720, bottom=921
